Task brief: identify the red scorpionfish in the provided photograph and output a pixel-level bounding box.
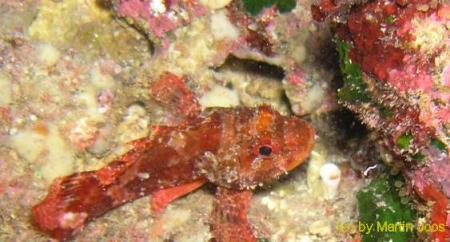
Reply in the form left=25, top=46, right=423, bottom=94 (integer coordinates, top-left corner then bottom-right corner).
left=32, top=73, right=315, bottom=242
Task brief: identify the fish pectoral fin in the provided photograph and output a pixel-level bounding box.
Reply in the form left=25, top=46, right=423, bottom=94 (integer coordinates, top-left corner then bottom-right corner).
left=150, top=179, right=206, bottom=215
left=211, top=187, right=256, bottom=242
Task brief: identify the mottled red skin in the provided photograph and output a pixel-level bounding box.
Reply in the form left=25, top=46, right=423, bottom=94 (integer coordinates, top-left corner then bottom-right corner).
left=151, top=72, right=200, bottom=124
left=32, top=73, right=315, bottom=241
left=212, top=188, right=255, bottom=242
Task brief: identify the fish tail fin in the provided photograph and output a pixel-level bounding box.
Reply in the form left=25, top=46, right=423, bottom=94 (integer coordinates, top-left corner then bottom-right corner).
left=32, top=172, right=113, bottom=241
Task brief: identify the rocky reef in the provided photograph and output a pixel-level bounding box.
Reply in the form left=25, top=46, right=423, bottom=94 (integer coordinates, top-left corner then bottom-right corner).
left=0, top=1, right=360, bottom=241
left=313, top=0, right=449, bottom=240
left=112, top=0, right=336, bottom=116
left=0, top=0, right=448, bottom=241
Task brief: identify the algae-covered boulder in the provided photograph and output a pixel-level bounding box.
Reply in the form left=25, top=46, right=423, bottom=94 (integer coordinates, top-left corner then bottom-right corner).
left=312, top=1, right=450, bottom=240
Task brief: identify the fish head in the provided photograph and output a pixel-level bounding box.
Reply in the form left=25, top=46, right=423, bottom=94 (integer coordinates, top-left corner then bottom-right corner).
left=197, top=105, right=315, bottom=190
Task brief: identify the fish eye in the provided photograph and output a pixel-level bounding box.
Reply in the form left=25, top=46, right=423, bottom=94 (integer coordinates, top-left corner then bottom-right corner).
left=259, top=145, right=272, bottom=156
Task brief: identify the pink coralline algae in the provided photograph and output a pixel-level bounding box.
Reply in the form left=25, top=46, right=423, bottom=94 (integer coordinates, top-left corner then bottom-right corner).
left=344, top=0, right=441, bottom=92
left=116, top=0, right=207, bottom=38
left=385, top=56, right=434, bottom=92
left=285, top=67, right=306, bottom=85
left=97, top=90, right=115, bottom=113
left=313, top=0, right=449, bottom=157
left=117, top=0, right=150, bottom=19
left=313, top=0, right=448, bottom=90
left=442, top=65, right=450, bottom=87
left=313, top=0, right=449, bottom=240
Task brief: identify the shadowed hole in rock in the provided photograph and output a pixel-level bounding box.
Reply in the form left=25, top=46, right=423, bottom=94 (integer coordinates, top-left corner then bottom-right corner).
left=95, top=0, right=113, bottom=10
left=213, top=55, right=285, bottom=81
left=211, top=55, right=305, bottom=115
left=311, top=107, right=370, bottom=154
left=331, top=108, right=368, bottom=149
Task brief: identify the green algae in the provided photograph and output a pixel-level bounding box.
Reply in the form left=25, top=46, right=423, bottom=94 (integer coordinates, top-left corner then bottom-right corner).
left=376, top=104, right=394, bottom=118
left=385, top=16, right=395, bottom=24
left=242, top=0, right=296, bottom=15
left=275, top=0, right=296, bottom=13
left=336, top=38, right=371, bottom=103
left=397, top=133, right=413, bottom=150
left=411, top=152, right=425, bottom=161
left=430, top=138, right=447, bottom=153
left=357, top=176, right=416, bottom=242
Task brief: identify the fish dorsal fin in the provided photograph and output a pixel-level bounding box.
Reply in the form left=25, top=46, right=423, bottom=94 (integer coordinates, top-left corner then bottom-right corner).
left=150, top=72, right=200, bottom=125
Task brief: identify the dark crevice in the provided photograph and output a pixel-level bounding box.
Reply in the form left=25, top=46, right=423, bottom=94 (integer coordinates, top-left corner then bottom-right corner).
left=331, top=108, right=368, bottom=143
left=280, top=91, right=294, bottom=114
left=313, top=108, right=369, bottom=150
left=112, top=14, right=155, bottom=55
left=213, top=55, right=285, bottom=80
left=95, top=0, right=113, bottom=9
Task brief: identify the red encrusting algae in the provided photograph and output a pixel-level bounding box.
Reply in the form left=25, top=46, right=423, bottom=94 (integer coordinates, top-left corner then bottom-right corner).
left=416, top=183, right=450, bottom=242
left=312, top=1, right=450, bottom=241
